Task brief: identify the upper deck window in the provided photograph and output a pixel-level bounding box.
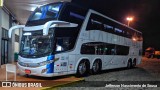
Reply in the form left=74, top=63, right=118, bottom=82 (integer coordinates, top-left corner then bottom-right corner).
left=29, top=3, right=62, bottom=21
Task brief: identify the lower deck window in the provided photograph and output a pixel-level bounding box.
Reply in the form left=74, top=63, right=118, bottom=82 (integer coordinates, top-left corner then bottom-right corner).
left=81, top=42, right=129, bottom=55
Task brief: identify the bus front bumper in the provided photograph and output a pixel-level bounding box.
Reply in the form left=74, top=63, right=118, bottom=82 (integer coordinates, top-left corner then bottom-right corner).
left=17, top=63, right=61, bottom=77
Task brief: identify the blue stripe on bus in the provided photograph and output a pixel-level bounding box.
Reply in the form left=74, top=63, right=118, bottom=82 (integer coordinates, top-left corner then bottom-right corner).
left=46, top=55, right=54, bottom=73
left=40, top=7, right=45, bottom=19
left=42, top=6, right=49, bottom=19
left=40, top=6, right=49, bottom=19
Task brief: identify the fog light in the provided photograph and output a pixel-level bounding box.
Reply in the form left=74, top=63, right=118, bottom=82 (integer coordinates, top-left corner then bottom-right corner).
left=41, top=69, right=47, bottom=73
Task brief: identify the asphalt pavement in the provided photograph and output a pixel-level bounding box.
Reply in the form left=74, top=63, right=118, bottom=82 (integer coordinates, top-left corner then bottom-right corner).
left=58, top=57, right=160, bottom=90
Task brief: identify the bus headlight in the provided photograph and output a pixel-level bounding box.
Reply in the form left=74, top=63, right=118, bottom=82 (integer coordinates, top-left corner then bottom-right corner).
left=38, top=55, right=59, bottom=66
left=38, top=55, right=54, bottom=66
left=38, top=60, right=53, bottom=66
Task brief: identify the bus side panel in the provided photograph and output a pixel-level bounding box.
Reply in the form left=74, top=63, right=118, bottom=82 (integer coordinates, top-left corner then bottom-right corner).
left=68, top=55, right=76, bottom=72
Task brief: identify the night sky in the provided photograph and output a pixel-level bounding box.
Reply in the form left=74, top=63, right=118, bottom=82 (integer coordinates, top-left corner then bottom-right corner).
left=72, top=0, right=160, bottom=50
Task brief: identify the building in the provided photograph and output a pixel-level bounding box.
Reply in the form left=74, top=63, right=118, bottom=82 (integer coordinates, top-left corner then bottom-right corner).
left=0, top=0, right=71, bottom=67
left=0, top=6, right=20, bottom=66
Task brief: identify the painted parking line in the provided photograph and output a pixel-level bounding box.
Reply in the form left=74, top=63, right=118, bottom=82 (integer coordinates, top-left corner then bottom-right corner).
left=42, top=77, right=84, bottom=90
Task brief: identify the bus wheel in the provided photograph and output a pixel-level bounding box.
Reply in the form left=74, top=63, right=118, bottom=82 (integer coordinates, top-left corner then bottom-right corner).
left=76, top=60, right=88, bottom=77
left=92, top=60, right=101, bottom=74
left=132, top=59, right=136, bottom=67
left=127, top=60, right=132, bottom=69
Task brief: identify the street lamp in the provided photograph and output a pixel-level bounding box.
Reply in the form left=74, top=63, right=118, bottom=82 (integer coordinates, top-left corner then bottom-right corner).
left=126, top=17, right=133, bottom=26
left=0, top=0, right=4, bottom=7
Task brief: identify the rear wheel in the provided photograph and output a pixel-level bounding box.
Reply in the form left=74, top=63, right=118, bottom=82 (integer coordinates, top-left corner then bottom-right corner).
left=76, top=60, right=88, bottom=77
left=132, top=59, right=136, bottom=67
left=92, top=60, right=101, bottom=74
left=127, top=60, right=132, bottom=69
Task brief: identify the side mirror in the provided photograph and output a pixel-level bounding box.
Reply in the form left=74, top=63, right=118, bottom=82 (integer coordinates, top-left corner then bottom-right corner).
left=43, top=20, right=78, bottom=36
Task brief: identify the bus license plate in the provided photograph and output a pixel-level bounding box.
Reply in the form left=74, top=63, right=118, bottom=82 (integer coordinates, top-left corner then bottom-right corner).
left=25, top=69, right=31, bottom=74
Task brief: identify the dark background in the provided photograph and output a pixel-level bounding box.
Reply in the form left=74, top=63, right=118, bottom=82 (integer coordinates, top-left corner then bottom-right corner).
left=72, top=0, right=160, bottom=51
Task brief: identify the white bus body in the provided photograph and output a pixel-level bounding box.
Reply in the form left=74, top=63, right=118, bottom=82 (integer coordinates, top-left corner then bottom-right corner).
left=9, top=2, right=143, bottom=77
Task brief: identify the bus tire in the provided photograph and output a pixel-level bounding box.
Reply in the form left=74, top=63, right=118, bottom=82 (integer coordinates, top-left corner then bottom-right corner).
left=76, top=60, right=89, bottom=77
left=127, top=59, right=132, bottom=69
left=92, top=60, right=101, bottom=74
left=132, top=59, right=136, bottom=67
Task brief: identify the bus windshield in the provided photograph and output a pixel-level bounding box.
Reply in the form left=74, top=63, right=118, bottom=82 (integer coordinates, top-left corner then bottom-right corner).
left=26, top=3, right=63, bottom=26
left=20, top=31, right=54, bottom=57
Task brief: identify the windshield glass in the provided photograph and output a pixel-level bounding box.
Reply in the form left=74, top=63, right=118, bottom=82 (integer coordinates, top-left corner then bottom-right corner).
left=20, top=30, right=54, bottom=57
left=26, top=3, right=63, bottom=26
left=30, top=3, right=62, bottom=21
left=20, top=27, right=80, bottom=57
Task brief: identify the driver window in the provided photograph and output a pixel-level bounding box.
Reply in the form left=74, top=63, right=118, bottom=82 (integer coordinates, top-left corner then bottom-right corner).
left=55, top=37, right=70, bottom=52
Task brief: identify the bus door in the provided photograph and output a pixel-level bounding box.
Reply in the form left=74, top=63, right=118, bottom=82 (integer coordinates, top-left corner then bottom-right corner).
left=54, top=37, right=70, bottom=73
left=54, top=54, right=68, bottom=75
left=68, top=55, right=75, bottom=72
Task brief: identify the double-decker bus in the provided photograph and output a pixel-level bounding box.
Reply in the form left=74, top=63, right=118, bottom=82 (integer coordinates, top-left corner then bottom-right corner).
left=9, top=2, right=143, bottom=77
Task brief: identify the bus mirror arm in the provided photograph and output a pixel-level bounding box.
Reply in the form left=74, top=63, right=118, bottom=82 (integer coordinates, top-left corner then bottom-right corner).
left=43, top=21, right=57, bottom=36
left=43, top=20, right=78, bottom=36
left=8, top=25, right=25, bottom=38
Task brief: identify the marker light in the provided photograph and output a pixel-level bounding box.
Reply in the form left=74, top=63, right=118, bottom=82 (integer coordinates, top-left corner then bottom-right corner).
left=132, top=37, right=137, bottom=41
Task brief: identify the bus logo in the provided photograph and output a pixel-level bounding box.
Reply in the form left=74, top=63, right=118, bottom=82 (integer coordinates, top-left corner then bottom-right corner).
left=2, top=82, right=11, bottom=87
